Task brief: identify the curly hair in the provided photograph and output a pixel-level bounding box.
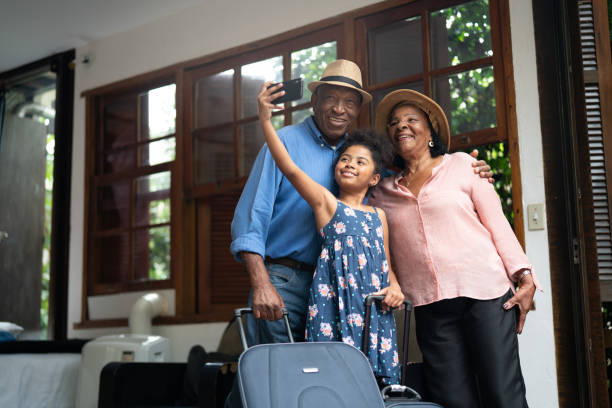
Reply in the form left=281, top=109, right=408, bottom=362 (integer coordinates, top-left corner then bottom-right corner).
left=335, top=128, right=392, bottom=175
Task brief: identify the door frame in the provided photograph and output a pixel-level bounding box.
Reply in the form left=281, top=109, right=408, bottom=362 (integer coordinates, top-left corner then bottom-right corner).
left=0, top=49, right=75, bottom=340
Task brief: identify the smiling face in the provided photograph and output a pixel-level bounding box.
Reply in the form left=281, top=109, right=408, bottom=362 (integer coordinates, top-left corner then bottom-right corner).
left=334, top=144, right=380, bottom=193
left=312, top=85, right=362, bottom=146
left=387, top=104, right=432, bottom=161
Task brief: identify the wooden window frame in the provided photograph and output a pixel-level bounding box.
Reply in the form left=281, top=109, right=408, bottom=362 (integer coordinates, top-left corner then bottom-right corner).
left=77, top=0, right=521, bottom=328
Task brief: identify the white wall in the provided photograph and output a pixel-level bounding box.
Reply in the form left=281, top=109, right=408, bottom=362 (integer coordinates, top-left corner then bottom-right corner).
left=509, top=1, right=559, bottom=407
left=68, top=0, right=559, bottom=403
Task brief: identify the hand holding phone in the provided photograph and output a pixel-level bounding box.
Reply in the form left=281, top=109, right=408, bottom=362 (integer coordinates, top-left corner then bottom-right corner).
left=267, top=78, right=303, bottom=104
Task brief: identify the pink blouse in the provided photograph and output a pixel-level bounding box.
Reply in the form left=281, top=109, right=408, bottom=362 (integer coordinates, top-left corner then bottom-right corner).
left=369, top=153, right=541, bottom=306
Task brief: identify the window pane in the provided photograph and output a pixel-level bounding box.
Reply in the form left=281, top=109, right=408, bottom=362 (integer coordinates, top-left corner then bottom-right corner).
left=368, top=17, right=422, bottom=84
left=98, top=234, right=130, bottom=284
left=237, top=116, right=283, bottom=177
left=139, top=84, right=176, bottom=140
left=97, top=181, right=130, bottom=230
left=134, top=226, right=170, bottom=281
left=291, top=41, right=337, bottom=105
left=138, top=138, right=175, bottom=167
left=291, top=108, right=313, bottom=126
left=103, top=97, right=137, bottom=150
left=432, top=66, right=495, bottom=134
left=241, top=57, right=283, bottom=119
left=430, top=0, right=492, bottom=69
left=370, top=81, right=425, bottom=127
left=135, top=172, right=171, bottom=226
left=136, top=171, right=170, bottom=193
left=194, top=127, right=235, bottom=184
left=103, top=147, right=136, bottom=173
left=194, top=69, right=234, bottom=128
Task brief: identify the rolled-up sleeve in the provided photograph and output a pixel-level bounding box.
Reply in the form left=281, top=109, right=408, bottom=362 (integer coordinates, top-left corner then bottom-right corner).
left=230, top=144, right=282, bottom=262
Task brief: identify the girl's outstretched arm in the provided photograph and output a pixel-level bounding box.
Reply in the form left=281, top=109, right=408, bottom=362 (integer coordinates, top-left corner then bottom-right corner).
left=258, top=82, right=336, bottom=228
left=372, top=208, right=404, bottom=308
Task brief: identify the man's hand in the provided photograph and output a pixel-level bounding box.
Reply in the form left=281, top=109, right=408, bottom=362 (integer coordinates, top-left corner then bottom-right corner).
left=242, top=252, right=285, bottom=321
left=503, top=273, right=536, bottom=334
left=252, top=283, right=285, bottom=321
left=469, top=149, right=494, bottom=183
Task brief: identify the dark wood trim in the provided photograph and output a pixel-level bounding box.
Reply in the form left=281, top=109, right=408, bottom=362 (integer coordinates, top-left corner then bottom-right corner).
left=449, top=127, right=503, bottom=151
left=533, top=0, right=609, bottom=405
left=493, top=0, right=524, bottom=247
left=593, top=0, right=612, bottom=240
left=196, top=200, right=212, bottom=314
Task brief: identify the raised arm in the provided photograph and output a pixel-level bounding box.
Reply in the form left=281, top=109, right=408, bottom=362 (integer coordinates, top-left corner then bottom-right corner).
left=258, top=82, right=336, bottom=227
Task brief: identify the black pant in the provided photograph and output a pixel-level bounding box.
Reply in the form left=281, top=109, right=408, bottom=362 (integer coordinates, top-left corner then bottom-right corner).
left=415, top=289, right=528, bottom=408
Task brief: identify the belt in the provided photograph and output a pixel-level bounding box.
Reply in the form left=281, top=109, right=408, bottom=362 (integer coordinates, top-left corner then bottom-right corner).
left=265, top=257, right=315, bottom=272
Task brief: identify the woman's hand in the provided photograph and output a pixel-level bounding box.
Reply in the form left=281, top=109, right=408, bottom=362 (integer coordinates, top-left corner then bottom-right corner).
left=372, top=282, right=405, bottom=310
left=258, top=82, right=284, bottom=121
left=469, top=149, right=494, bottom=183
left=503, top=273, right=536, bottom=334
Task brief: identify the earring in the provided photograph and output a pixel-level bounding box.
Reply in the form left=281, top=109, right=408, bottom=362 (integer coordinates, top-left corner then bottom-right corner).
left=428, top=140, right=434, bottom=148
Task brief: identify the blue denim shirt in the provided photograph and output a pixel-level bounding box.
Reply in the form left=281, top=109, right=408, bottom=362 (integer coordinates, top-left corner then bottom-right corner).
left=230, top=116, right=343, bottom=265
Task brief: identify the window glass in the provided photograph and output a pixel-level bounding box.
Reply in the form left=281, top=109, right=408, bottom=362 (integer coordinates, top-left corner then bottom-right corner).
left=237, top=115, right=284, bottom=177
left=98, top=234, right=130, bottom=284
left=134, top=226, right=170, bottom=281
left=241, top=57, right=283, bottom=119
left=194, top=69, right=234, bottom=128
left=432, top=66, right=496, bottom=134
left=139, top=138, right=176, bottom=167
left=430, top=0, right=492, bottom=69
left=140, top=84, right=176, bottom=140
left=134, top=172, right=171, bottom=226
left=370, top=81, right=425, bottom=127
left=368, top=17, right=422, bottom=84
left=97, top=182, right=131, bottom=230
left=194, top=126, right=235, bottom=183
left=292, top=107, right=314, bottom=126
left=291, top=41, right=337, bottom=105
left=103, top=98, right=137, bottom=150
left=103, top=148, right=136, bottom=174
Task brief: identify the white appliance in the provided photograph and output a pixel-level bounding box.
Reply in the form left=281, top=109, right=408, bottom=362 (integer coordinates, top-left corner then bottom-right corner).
left=75, top=293, right=171, bottom=408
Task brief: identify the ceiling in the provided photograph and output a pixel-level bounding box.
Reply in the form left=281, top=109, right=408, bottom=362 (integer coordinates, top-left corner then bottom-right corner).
left=0, top=0, right=203, bottom=73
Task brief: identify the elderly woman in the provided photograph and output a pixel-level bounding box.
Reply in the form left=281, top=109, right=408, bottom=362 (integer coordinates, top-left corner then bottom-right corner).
left=368, top=89, right=541, bottom=408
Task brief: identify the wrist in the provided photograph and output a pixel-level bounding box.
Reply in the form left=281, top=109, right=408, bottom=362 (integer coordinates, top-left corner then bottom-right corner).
left=514, top=269, right=531, bottom=282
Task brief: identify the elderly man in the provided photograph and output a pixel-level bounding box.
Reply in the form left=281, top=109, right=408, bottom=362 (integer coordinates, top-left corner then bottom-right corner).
left=230, top=59, right=490, bottom=345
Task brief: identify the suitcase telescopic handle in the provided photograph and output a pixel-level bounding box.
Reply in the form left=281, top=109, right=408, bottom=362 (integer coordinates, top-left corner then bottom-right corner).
left=381, top=384, right=422, bottom=402
left=234, top=307, right=294, bottom=350
left=362, top=295, right=413, bottom=386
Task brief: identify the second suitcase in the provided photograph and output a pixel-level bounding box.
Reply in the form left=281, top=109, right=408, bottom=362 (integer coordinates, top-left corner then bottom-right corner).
left=363, top=295, right=443, bottom=408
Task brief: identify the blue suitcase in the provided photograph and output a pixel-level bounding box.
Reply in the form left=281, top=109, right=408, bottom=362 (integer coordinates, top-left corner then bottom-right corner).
left=234, top=307, right=386, bottom=408
left=363, top=295, right=443, bottom=408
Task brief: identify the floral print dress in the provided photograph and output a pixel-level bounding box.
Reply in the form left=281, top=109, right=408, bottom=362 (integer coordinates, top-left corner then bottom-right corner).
left=305, top=200, right=400, bottom=385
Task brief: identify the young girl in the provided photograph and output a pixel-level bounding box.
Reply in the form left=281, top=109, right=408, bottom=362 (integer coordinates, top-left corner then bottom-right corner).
left=258, top=82, right=404, bottom=385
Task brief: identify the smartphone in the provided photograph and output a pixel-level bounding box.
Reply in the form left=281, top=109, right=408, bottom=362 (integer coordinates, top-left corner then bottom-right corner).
left=267, top=78, right=303, bottom=104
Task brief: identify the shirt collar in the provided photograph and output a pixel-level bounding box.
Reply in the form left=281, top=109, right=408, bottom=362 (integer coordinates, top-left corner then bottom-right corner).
left=305, top=115, right=345, bottom=150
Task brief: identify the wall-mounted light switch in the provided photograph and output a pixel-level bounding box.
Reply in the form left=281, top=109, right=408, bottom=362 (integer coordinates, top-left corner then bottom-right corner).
left=527, top=204, right=545, bottom=230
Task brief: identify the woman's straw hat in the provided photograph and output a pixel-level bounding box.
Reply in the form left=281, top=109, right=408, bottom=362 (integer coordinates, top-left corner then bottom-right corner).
left=307, top=59, right=372, bottom=103
left=374, top=89, right=450, bottom=149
